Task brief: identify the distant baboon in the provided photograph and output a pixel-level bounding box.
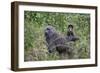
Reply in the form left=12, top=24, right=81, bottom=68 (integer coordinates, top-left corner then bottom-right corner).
left=66, top=24, right=79, bottom=42
left=44, top=25, right=71, bottom=55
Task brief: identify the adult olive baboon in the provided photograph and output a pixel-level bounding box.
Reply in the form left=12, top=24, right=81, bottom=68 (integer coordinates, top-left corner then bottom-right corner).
left=44, top=25, right=71, bottom=55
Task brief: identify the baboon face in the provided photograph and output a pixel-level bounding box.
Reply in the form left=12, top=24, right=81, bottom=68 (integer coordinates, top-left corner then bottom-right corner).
left=45, top=26, right=56, bottom=38
left=68, top=24, right=73, bottom=32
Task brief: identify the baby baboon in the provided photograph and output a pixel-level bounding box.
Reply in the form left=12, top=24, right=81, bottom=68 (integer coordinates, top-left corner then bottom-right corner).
left=66, top=24, right=79, bottom=42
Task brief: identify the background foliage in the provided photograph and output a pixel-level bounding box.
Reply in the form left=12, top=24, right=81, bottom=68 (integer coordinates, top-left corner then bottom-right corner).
left=24, top=11, right=90, bottom=61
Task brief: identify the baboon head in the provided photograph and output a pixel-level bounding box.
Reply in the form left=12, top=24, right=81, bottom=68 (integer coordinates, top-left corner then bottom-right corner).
left=44, top=25, right=56, bottom=38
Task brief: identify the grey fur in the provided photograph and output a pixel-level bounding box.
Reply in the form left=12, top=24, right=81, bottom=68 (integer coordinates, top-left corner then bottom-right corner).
left=44, top=25, right=71, bottom=54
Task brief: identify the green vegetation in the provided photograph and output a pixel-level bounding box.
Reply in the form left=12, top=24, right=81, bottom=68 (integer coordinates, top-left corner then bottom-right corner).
left=24, top=11, right=90, bottom=61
